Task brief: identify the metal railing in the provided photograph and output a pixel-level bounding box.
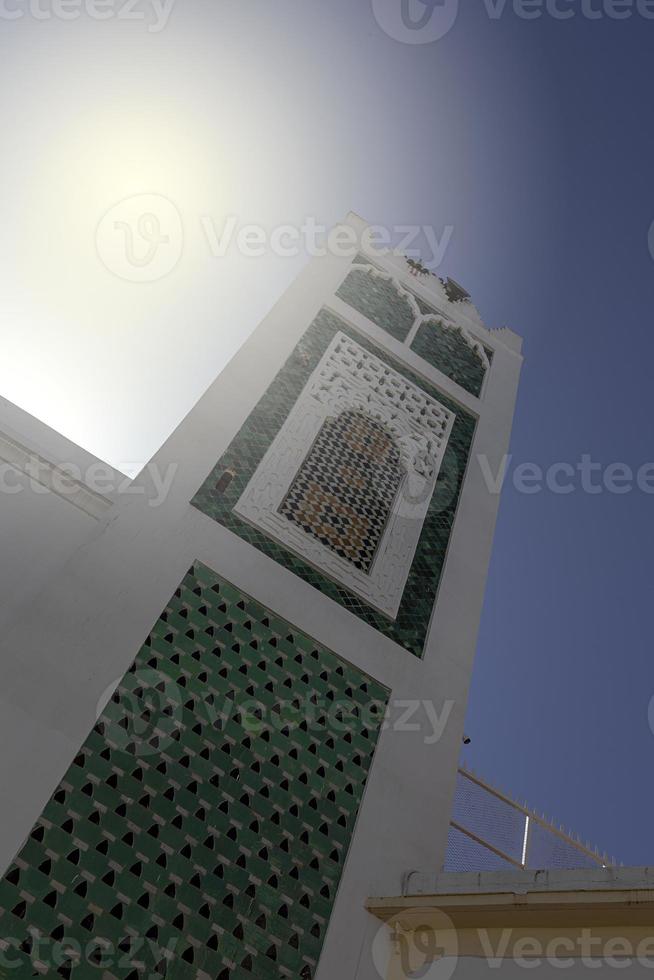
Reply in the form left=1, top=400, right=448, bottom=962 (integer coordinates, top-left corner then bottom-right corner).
left=444, top=768, right=618, bottom=873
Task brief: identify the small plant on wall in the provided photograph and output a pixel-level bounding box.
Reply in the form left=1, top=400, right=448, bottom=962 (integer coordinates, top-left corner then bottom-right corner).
left=405, top=256, right=430, bottom=277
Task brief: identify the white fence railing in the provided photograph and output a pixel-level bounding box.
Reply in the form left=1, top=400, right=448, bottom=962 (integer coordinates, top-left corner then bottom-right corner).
left=445, top=769, right=617, bottom=873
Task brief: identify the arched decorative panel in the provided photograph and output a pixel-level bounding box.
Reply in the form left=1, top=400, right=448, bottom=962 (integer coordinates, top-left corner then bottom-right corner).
left=234, top=333, right=454, bottom=619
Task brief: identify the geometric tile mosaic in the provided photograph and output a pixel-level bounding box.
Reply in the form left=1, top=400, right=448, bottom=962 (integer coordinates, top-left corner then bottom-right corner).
left=192, top=309, right=477, bottom=658
left=0, top=562, right=389, bottom=978
left=279, top=409, right=403, bottom=573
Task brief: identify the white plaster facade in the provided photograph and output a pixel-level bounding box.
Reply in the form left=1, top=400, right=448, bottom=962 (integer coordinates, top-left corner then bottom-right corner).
left=0, top=213, right=523, bottom=980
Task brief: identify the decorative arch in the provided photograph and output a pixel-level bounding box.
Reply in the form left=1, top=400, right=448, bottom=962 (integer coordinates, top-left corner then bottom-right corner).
left=234, top=332, right=455, bottom=619
left=418, top=315, right=490, bottom=369
left=337, top=261, right=492, bottom=398
left=279, top=409, right=404, bottom=573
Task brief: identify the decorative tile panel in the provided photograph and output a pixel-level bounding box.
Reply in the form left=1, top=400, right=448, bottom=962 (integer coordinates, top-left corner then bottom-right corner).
left=342, top=259, right=494, bottom=398
left=336, top=267, right=416, bottom=341
left=234, top=333, right=454, bottom=619
left=411, top=320, right=490, bottom=398
left=0, top=563, right=389, bottom=979
left=192, top=310, right=476, bottom=658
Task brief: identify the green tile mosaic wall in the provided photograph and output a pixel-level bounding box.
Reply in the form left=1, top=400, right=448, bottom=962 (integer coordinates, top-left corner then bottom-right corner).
left=192, top=310, right=477, bottom=658
left=0, top=563, right=388, bottom=979
left=410, top=320, right=488, bottom=398
left=346, top=258, right=493, bottom=398
left=336, top=267, right=415, bottom=342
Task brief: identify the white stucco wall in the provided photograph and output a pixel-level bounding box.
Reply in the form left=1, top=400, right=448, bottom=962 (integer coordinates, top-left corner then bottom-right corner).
left=0, top=395, right=123, bottom=623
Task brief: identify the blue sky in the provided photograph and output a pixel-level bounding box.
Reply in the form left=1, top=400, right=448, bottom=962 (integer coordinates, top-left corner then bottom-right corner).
left=448, top=7, right=654, bottom=866
left=1, top=0, right=652, bottom=863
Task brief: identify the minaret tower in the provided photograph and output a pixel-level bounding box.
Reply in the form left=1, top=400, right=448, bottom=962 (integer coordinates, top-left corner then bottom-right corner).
left=0, top=214, right=522, bottom=979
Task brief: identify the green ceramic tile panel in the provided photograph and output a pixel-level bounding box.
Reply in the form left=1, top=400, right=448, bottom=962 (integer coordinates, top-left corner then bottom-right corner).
left=351, top=257, right=493, bottom=396
left=335, top=267, right=415, bottom=341
left=410, top=319, right=489, bottom=398
left=192, top=309, right=476, bottom=658
left=0, top=563, right=389, bottom=980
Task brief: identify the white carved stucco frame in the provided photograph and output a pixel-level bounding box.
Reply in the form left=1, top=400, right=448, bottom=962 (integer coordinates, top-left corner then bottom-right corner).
left=234, top=332, right=455, bottom=619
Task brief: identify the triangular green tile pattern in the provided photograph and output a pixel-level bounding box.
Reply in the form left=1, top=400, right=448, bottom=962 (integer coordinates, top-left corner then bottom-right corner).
left=0, top=563, right=389, bottom=979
